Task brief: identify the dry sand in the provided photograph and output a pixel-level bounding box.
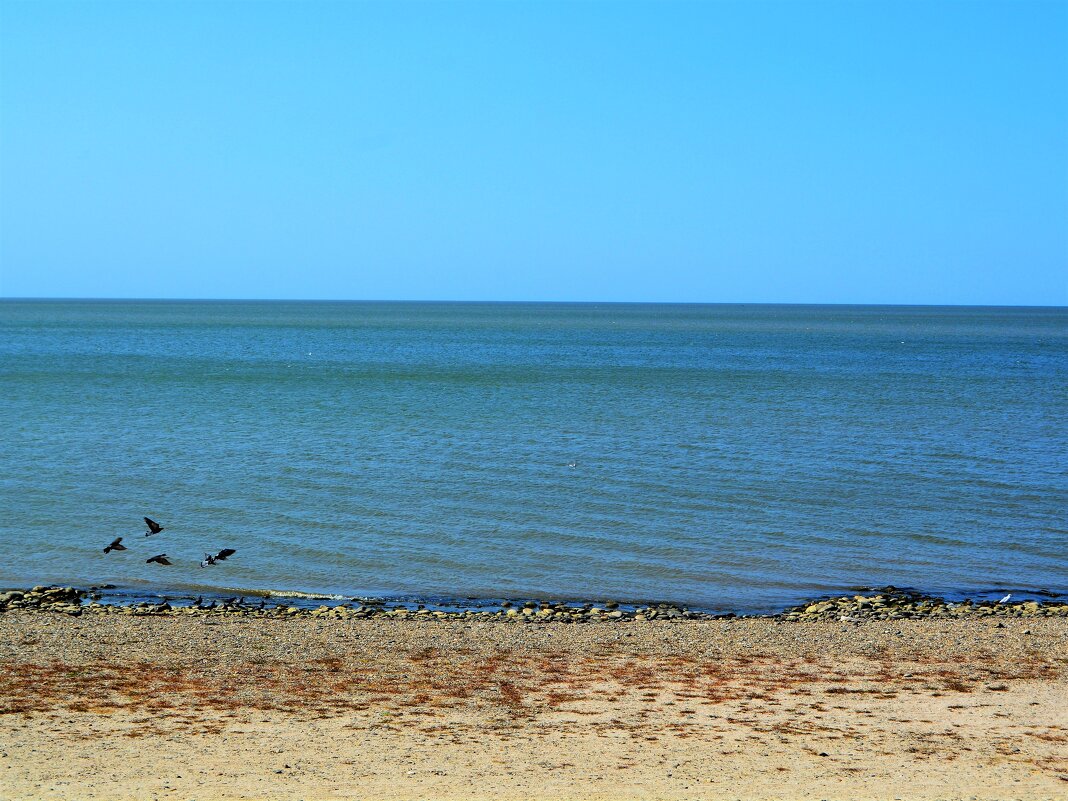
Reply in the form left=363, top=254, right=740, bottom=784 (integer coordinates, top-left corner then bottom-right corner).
left=1, top=611, right=1066, bottom=800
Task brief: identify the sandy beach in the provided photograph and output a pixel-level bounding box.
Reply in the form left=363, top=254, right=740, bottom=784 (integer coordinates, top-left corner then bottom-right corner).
left=2, top=610, right=1066, bottom=800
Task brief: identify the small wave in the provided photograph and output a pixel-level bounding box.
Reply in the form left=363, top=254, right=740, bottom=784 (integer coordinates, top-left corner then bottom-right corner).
left=254, top=589, right=348, bottom=600
left=96, top=582, right=351, bottom=601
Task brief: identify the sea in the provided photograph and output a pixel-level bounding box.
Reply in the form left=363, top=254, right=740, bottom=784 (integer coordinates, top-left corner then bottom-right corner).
left=1, top=300, right=1065, bottom=613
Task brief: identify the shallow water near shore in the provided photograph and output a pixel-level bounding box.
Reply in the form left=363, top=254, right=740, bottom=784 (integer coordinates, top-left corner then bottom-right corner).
left=1, top=300, right=1066, bottom=613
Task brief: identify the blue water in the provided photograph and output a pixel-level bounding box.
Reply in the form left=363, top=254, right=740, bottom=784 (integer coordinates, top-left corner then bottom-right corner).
left=1, top=300, right=1065, bottom=612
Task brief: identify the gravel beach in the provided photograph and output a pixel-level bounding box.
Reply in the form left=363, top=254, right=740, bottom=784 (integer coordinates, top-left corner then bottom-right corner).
left=2, top=608, right=1067, bottom=800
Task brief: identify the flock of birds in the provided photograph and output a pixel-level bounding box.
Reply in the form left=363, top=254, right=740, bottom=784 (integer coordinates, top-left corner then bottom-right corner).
left=103, top=517, right=236, bottom=569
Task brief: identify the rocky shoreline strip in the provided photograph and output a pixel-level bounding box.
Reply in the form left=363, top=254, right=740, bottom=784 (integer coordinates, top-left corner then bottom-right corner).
left=3, top=585, right=1067, bottom=622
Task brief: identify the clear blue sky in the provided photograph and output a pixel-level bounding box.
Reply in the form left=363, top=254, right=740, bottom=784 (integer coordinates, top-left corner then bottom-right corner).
left=1, top=0, right=1065, bottom=304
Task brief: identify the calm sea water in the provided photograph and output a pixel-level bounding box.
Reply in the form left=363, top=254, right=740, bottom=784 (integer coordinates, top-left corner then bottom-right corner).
left=1, top=300, right=1065, bottom=611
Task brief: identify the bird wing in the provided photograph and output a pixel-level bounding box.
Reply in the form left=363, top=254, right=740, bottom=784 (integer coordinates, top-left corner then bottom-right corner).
left=159, top=556, right=172, bottom=565
left=144, top=517, right=160, bottom=530
left=114, top=541, right=127, bottom=551
left=216, top=548, right=236, bottom=560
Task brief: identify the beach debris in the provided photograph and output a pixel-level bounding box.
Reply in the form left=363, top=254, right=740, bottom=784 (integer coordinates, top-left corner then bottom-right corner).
left=146, top=554, right=172, bottom=565
left=103, top=537, right=126, bottom=554
left=143, top=517, right=165, bottom=537
left=200, top=548, right=237, bottom=568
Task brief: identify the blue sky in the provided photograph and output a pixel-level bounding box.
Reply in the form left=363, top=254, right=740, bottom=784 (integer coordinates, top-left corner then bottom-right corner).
left=1, top=1, right=1065, bottom=304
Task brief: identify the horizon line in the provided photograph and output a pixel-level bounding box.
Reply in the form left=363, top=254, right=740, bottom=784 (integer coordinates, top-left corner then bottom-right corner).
left=1, top=296, right=1066, bottom=310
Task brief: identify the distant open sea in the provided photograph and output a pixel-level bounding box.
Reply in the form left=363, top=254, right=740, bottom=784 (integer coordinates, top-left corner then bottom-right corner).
left=1, top=300, right=1065, bottom=612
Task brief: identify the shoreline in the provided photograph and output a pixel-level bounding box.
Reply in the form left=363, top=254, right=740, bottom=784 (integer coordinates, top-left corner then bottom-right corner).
left=3, top=584, right=1068, bottom=623
left=2, top=609, right=1066, bottom=800
left=5, top=578, right=1066, bottom=615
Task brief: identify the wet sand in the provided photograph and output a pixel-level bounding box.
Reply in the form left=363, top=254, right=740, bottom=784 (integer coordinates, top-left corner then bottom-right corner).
left=1, top=611, right=1067, bottom=800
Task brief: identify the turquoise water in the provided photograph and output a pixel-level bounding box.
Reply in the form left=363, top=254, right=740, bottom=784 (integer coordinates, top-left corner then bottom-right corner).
left=1, top=300, right=1065, bottom=611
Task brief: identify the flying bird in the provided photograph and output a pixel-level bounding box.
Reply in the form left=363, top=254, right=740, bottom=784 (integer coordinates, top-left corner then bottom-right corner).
left=103, top=537, right=126, bottom=554
left=146, top=554, right=172, bottom=565
left=200, top=548, right=237, bottom=568
left=143, top=517, right=164, bottom=537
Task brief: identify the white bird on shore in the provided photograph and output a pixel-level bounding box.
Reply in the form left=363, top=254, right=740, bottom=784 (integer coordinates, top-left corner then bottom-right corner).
left=998, top=593, right=1012, bottom=604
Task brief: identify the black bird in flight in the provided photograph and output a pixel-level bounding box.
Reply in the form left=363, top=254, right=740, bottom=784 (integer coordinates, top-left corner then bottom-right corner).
left=146, top=554, right=172, bottom=565
left=103, top=537, right=126, bottom=554
left=143, top=517, right=164, bottom=537
left=200, top=548, right=237, bottom=568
